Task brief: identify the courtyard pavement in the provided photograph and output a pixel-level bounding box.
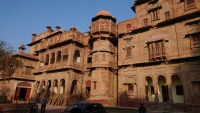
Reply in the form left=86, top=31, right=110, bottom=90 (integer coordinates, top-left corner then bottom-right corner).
left=35, top=103, right=118, bottom=113
left=36, top=103, right=66, bottom=113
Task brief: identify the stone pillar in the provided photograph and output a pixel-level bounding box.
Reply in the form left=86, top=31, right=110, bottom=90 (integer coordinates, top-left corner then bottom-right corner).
left=154, top=83, right=159, bottom=102
left=168, top=83, right=173, bottom=103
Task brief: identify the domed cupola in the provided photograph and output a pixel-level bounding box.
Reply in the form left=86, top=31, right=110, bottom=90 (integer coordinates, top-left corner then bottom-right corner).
left=90, top=10, right=117, bottom=37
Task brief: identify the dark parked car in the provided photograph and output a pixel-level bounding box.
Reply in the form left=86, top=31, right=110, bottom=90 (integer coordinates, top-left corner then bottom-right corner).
left=64, top=102, right=107, bottom=113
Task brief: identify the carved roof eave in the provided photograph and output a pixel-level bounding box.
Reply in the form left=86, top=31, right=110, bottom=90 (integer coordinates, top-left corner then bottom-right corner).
left=9, top=76, right=35, bottom=81
left=45, top=30, right=63, bottom=39
left=185, top=30, right=200, bottom=36
left=156, top=10, right=200, bottom=27
left=185, top=19, right=200, bottom=25
left=27, top=30, right=63, bottom=46
left=14, top=52, right=38, bottom=61
left=147, top=5, right=162, bottom=12
left=27, top=38, right=42, bottom=46
left=118, top=25, right=152, bottom=36
left=47, top=39, right=86, bottom=49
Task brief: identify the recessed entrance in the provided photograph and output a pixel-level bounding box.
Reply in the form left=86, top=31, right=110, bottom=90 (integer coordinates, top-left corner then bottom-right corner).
left=14, top=82, right=32, bottom=101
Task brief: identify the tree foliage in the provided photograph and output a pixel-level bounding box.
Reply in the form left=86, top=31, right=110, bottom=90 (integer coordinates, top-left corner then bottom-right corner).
left=0, top=92, right=10, bottom=103
left=0, top=40, right=22, bottom=79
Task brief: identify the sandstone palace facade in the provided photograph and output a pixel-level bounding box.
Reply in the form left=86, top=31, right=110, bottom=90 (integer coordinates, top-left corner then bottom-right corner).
left=1, top=0, right=200, bottom=111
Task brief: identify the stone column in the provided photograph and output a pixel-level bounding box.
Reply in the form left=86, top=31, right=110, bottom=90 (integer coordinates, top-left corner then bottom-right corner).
left=168, top=83, right=173, bottom=103
left=154, top=83, right=159, bottom=102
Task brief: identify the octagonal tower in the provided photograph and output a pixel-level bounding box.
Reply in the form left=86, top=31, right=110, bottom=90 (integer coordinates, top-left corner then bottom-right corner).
left=88, top=10, right=118, bottom=106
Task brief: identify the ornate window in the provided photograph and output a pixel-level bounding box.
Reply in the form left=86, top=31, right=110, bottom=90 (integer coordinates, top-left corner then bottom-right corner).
left=73, top=50, right=80, bottom=63
left=93, top=81, right=97, bottom=90
left=25, top=67, right=31, bottom=75
left=123, top=37, right=134, bottom=58
left=147, top=2, right=161, bottom=21
left=63, top=48, right=68, bottom=62
left=126, top=47, right=132, bottom=57
left=175, top=85, right=184, bottom=95
left=50, top=53, right=55, bottom=64
left=143, top=18, right=148, bottom=26
left=45, top=54, right=49, bottom=65
left=190, top=33, right=200, bottom=48
left=151, top=10, right=159, bottom=20
left=186, top=20, right=200, bottom=48
left=56, top=51, right=61, bottom=63
left=185, top=0, right=196, bottom=10
left=165, top=11, right=170, bottom=20
left=147, top=35, right=167, bottom=61
left=149, top=41, right=166, bottom=60
left=128, top=83, right=133, bottom=93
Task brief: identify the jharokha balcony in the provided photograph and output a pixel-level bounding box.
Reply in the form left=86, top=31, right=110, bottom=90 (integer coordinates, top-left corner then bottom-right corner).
left=150, top=51, right=167, bottom=61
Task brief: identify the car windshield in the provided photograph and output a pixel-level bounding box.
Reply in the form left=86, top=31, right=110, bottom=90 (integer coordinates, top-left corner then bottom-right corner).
left=76, top=104, right=86, bottom=111
left=66, top=104, right=86, bottom=112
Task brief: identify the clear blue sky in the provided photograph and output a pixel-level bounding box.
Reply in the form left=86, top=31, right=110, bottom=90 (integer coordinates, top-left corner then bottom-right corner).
left=0, top=0, right=135, bottom=53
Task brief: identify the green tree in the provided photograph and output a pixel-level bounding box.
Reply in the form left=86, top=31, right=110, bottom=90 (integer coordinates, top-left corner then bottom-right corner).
left=0, top=92, right=10, bottom=103
left=0, top=40, right=22, bottom=79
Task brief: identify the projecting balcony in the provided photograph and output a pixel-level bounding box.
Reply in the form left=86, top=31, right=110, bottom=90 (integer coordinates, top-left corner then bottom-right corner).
left=150, top=52, right=167, bottom=61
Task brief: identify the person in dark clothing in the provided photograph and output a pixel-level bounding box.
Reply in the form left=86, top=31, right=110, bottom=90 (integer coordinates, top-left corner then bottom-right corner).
left=41, top=95, right=48, bottom=113
left=138, top=104, right=146, bottom=113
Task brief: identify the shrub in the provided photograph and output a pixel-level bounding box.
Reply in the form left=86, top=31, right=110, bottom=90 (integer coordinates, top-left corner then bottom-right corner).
left=0, top=92, right=10, bottom=103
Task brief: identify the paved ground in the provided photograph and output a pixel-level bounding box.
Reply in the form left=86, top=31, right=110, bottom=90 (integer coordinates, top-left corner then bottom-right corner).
left=35, top=104, right=134, bottom=113
left=36, top=103, right=66, bottom=113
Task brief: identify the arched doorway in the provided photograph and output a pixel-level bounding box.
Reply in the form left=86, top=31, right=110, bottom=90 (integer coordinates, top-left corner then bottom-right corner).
left=146, top=76, right=154, bottom=102
left=14, top=82, right=32, bottom=101
left=86, top=80, right=91, bottom=98
left=60, top=79, right=65, bottom=94
left=158, top=75, right=169, bottom=102
left=53, top=80, right=58, bottom=95
left=70, top=79, right=77, bottom=94
left=172, top=75, right=184, bottom=103
left=47, top=80, right=51, bottom=98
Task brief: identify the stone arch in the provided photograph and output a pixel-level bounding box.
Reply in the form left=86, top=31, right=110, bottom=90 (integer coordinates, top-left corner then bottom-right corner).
left=14, top=82, right=32, bottom=101
left=41, top=81, right=45, bottom=93
left=70, top=79, right=77, bottom=94
left=50, top=52, right=55, bottom=64
left=171, top=75, right=184, bottom=103
left=192, top=73, right=200, bottom=99
left=17, top=82, right=32, bottom=88
left=59, top=79, right=65, bottom=94
left=73, top=50, right=80, bottom=63
left=36, top=81, right=40, bottom=93
left=47, top=80, right=51, bottom=98
left=56, top=51, right=61, bottom=63
left=53, top=80, right=58, bottom=94
left=157, top=75, right=168, bottom=102
left=145, top=76, right=154, bottom=102
left=194, top=73, right=200, bottom=81
left=45, top=54, right=49, bottom=65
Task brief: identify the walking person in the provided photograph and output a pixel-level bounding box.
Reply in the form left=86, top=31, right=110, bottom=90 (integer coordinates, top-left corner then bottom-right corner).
left=41, top=95, right=48, bottom=113
left=137, top=104, right=146, bottom=113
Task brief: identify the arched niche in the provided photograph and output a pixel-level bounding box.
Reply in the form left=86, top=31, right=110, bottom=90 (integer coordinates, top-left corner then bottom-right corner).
left=73, top=50, right=80, bottom=63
